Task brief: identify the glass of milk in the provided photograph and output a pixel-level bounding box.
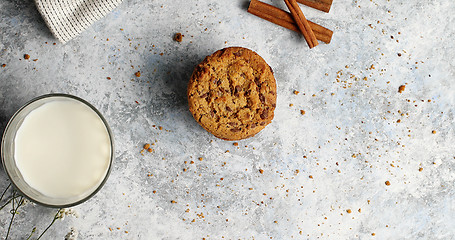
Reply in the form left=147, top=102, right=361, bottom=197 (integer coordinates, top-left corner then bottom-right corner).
left=1, top=94, right=114, bottom=207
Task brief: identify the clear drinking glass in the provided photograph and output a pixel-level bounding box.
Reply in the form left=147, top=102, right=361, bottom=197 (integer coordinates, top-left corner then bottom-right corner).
left=1, top=94, right=114, bottom=208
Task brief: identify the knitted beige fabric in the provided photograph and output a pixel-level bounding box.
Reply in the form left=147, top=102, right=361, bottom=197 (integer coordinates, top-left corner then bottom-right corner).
left=35, top=0, right=123, bottom=43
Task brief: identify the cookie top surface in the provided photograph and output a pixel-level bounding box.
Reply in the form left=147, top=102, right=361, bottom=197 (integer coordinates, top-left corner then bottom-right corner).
left=188, top=47, right=277, bottom=140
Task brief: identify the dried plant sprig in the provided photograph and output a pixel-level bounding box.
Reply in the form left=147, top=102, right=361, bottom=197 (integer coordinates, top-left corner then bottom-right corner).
left=0, top=193, right=21, bottom=212
left=56, top=208, right=80, bottom=220
left=26, top=227, right=37, bottom=240
left=0, top=183, right=11, bottom=202
left=5, top=191, right=25, bottom=240
left=1, top=183, right=78, bottom=240
left=36, top=208, right=63, bottom=240
left=64, top=227, right=79, bottom=240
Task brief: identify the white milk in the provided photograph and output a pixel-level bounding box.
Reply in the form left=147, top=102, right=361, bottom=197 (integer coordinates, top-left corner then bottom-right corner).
left=14, top=99, right=111, bottom=199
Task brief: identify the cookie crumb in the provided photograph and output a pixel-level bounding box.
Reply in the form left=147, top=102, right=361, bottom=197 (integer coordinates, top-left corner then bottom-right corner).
left=1, top=64, right=5, bottom=68
left=385, top=180, right=391, bottom=186
left=300, top=110, right=306, bottom=115
left=135, top=71, right=141, bottom=77
left=432, top=130, right=436, bottom=134
left=233, top=142, right=239, bottom=146
left=107, top=77, right=111, bottom=80
left=418, top=167, right=423, bottom=172
left=144, top=143, right=150, bottom=149
left=293, top=90, right=299, bottom=95
left=24, top=54, right=30, bottom=60
left=259, top=169, right=264, bottom=174
left=174, top=33, right=183, bottom=42
left=198, top=157, right=203, bottom=161
left=346, top=209, right=352, bottom=213
left=398, top=85, right=405, bottom=93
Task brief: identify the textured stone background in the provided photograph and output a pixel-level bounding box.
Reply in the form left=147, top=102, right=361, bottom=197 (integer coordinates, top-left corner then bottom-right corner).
left=1, top=0, right=454, bottom=239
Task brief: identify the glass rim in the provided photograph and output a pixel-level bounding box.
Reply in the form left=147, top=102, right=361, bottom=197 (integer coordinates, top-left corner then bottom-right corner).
left=1, top=93, right=115, bottom=208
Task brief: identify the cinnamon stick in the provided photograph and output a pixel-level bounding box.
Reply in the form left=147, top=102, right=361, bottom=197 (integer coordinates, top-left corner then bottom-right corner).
left=284, top=0, right=318, bottom=48
left=248, top=0, right=332, bottom=44
left=296, top=0, right=333, bottom=13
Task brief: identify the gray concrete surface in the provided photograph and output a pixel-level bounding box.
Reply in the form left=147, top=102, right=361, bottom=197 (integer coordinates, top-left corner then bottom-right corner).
left=0, top=0, right=454, bottom=239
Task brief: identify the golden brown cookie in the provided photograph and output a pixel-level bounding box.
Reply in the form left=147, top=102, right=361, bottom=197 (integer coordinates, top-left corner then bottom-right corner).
left=188, top=47, right=277, bottom=140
